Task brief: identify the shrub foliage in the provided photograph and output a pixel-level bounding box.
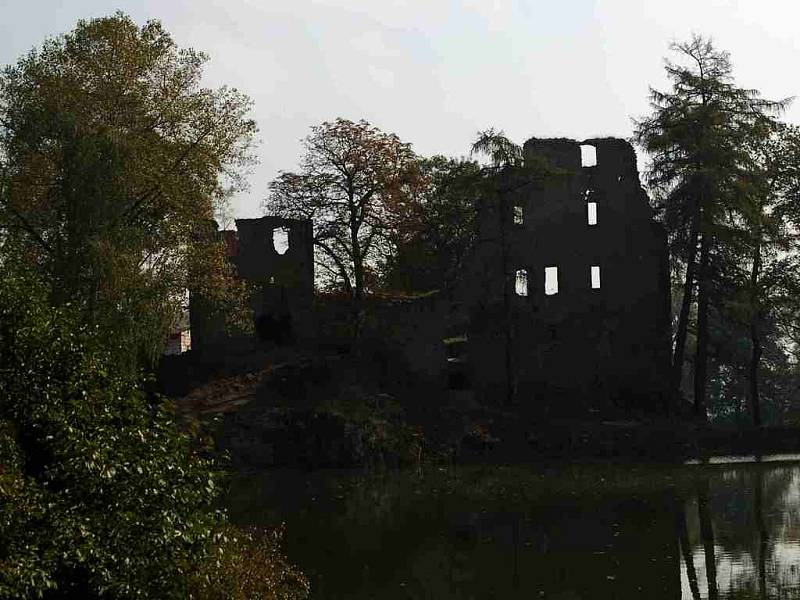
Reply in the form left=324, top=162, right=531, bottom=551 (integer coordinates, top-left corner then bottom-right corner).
left=0, top=273, right=223, bottom=597
left=0, top=273, right=301, bottom=599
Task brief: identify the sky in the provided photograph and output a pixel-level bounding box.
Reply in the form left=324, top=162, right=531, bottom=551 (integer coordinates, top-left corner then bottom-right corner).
left=2, top=0, right=800, bottom=218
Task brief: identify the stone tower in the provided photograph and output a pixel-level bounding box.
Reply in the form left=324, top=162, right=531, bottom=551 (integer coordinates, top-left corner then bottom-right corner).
left=463, top=137, right=670, bottom=415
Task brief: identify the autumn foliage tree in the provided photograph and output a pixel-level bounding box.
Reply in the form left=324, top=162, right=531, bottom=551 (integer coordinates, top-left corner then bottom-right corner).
left=381, top=155, right=482, bottom=292
left=0, top=12, right=256, bottom=369
left=0, top=14, right=310, bottom=599
left=265, top=118, right=422, bottom=308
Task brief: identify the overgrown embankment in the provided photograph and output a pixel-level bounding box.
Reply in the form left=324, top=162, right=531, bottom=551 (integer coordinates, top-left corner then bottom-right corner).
left=165, top=346, right=800, bottom=470
left=166, top=346, right=429, bottom=470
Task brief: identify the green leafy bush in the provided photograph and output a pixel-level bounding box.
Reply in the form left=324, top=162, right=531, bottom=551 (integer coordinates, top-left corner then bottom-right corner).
left=0, top=273, right=220, bottom=598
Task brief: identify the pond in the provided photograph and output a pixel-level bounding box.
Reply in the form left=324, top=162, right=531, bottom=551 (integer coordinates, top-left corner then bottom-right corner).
left=226, top=458, right=800, bottom=599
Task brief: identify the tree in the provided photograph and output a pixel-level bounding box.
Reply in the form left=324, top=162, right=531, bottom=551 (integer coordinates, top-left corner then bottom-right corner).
left=265, top=118, right=421, bottom=310
left=0, top=15, right=311, bottom=599
left=469, top=128, right=550, bottom=405
left=634, top=35, right=786, bottom=419
left=0, top=13, right=256, bottom=371
left=381, top=155, right=482, bottom=292
left=726, top=126, right=800, bottom=426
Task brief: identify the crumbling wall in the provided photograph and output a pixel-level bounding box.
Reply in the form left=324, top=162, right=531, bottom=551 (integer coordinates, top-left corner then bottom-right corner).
left=188, top=220, right=228, bottom=353
left=312, top=291, right=449, bottom=388
left=234, top=216, right=315, bottom=343
left=189, top=216, right=315, bottom=354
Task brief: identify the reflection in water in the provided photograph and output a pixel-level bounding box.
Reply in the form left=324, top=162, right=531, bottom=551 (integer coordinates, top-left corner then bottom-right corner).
left=697, top=482, right=719, bottom=600
left=677, top=500, right=701, bottom=600
left=755, top=469, right=767, bottom=600
left=678, top=465, right=800, bottom=599
left=226, top=462, right=800, bottom=599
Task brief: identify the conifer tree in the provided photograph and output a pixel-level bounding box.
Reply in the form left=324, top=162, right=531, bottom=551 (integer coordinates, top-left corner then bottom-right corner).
left=634, top=35, right=787, bottom=419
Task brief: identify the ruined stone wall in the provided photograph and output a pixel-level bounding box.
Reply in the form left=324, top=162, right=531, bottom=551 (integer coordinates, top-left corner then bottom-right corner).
left=312, top=291, right=448, bottom=387
left=234, top=216, right=314, bottom=340
left=189, top=216, right=315, bottom=353
left=188, top=220, right=228, bottom=353
left=464, top=137, right=670, bottom=414
left=234, top=217, right=313, bottom=292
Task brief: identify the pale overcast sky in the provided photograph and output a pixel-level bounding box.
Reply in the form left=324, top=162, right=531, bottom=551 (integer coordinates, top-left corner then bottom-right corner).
left=2, top=0, right=799, bottom=218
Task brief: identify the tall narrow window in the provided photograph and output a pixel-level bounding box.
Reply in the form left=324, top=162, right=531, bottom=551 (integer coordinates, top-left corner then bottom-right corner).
left=513, top=205, right=524, bottom=225
left=587, top=202, right=598, bottom=225
left=273, top=227, right=290, bottom=255
left=545, top=267, right=559, bottom=296
left=515, top=269, right=528, bottom=296
left=591, top=265, right=601, bottom=289
left=580, top=144, right=597, bottom=167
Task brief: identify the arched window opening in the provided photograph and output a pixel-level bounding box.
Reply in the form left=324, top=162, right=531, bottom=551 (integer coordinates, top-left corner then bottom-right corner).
left=273, top=227, right=290, bottom=255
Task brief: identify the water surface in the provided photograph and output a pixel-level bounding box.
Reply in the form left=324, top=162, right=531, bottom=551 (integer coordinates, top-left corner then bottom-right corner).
left=227, top=459, right=800, bottom=599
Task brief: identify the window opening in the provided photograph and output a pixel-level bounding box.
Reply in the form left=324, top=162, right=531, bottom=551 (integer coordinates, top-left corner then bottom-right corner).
left=273, top=227, right=290, bottom=255
left=513, top=205, right=524, bottom=225
left=545, top=267, right=559, bottom=296
left=587, top=202, right=598, bottom=225
left=580, top=144, right=597, bottom=167
left=515, top=269, right=528, bottom=296
left=591, top=265, right=601, bottom=289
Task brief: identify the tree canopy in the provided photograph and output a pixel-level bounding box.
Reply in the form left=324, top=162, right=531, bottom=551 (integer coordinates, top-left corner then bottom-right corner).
left=265, top=118, right=422, bottom=303
left=0, top=269, right=222, bottom=598
left=0, top=12, right=256, bottom=369
left=381, top=155, right=481, bottom=292
left=0, top=14, right=310, bottom=599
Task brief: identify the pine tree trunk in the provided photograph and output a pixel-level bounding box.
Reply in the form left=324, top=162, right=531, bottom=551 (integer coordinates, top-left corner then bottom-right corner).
left=749, top=238, right=763, bottom=428
left=749, top=326, right=763, bottom=428
left=694, top=233, right=711, bottom=420
left=671, top=203, right=701, bottom=416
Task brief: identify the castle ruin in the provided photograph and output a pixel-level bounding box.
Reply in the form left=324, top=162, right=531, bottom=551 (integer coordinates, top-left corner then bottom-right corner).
left=188, top=136, right=671, bottom=417
left=458, top=137, right=671, bottom=414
